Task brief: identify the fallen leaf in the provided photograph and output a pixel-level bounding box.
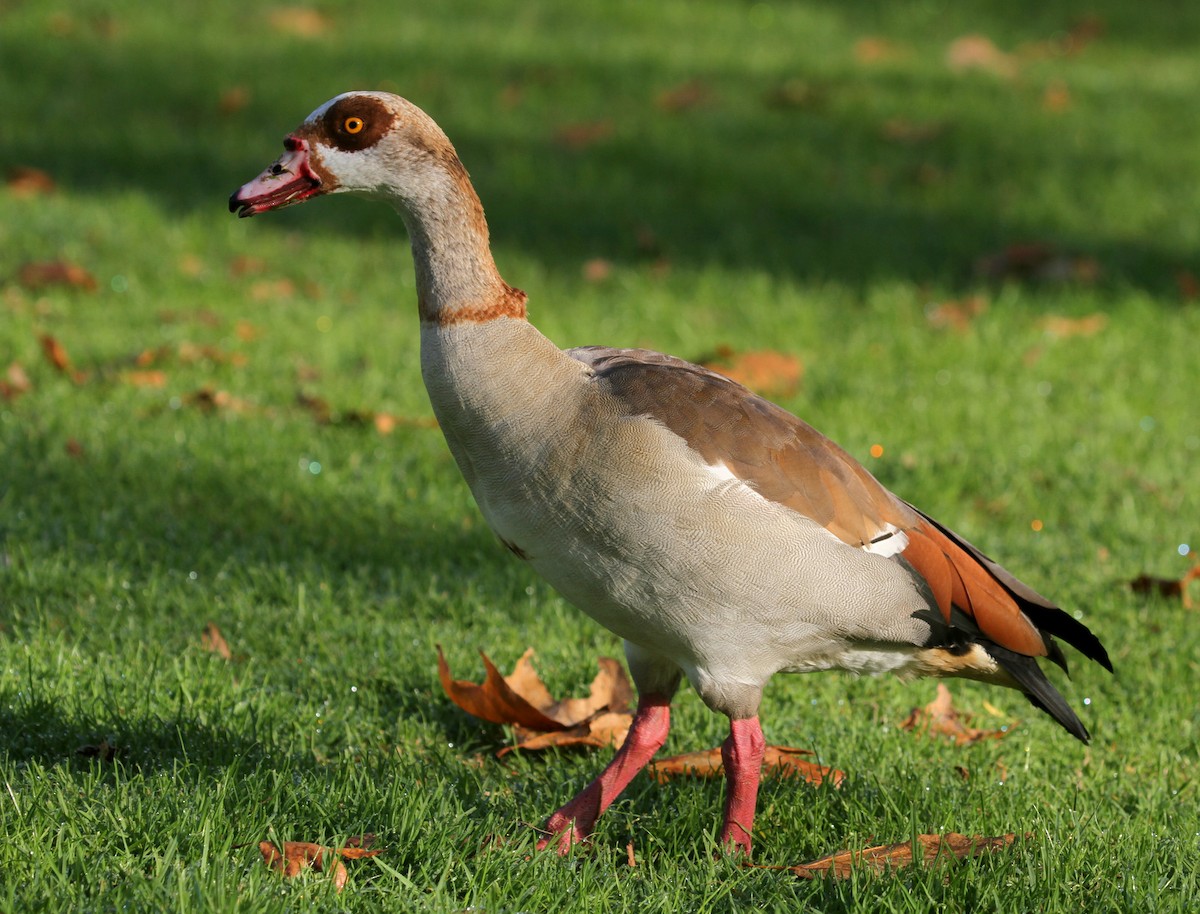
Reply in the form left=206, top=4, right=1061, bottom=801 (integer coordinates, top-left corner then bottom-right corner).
left=974, top=243, right=1099, bottom=284
left=1038, top=313, right=1108, bottom=338
left=266, top=7, right=332, bottom=37
left=1130, top=563, right=1200, bottom=610
left=626, top=841, right=637, bottom=867
left=926, top=296, right=988, bottom=332
left=19, top=261, right=97, bottom=292
left=1175, top=271, right=1198, bottom=301
left=899, top=683, right=1014, bottom=745
left=6, top=166, right=56, bottom=197
left=501, top=709, right=633, bottom=755
left=249, top=278, right=296, bottom=302
left=582, top=258, right=613, bottom=283
left=699, top=346, right=804, bottom=398
left=185, top=386, right=253, bottom=414
left=650, top=745, right=845, bottom=788
left=41, top=334, right=71, bottom=372
left=219, top=85, right=250, bottom=115
left=1062, top=15, right=1106, bottom=55
left=439, top=647, right=636, bottom=753
left=853, top=36, right=910, bottom=65
left=235, top=320, right=261, bottom=341
left=946, top=35, right=1017, bottom=78
left=64, top=438, right=85, bottom=459
left=258, top=835, right=380, bottom=894
left=201, top=621, right=233, bottom=660
left=76, top=739, right=119, bottom=761
left=177, top=341, right=246, bottom=366
left=121, top=370, right=168, bottom=388
left=780, top=831, right=1024, bottom=879
left=1042, top=80, right=1072, bottom=113
left=554, top=119, right=614, bottom=151
left=438, top=647, right=568, bottom=732
left=229, top=255, right=267, bottom=277
left=656, top=79, right=713, bottom=113
left=1, top=362, right=32, bottom=400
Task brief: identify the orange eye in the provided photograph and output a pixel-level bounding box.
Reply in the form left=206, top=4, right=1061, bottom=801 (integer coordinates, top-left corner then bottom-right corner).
left=343, top=116, right=365, bottom=134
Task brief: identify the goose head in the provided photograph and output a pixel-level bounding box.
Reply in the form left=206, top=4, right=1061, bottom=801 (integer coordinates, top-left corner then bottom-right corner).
left=229, top=91, right=468, bottom=217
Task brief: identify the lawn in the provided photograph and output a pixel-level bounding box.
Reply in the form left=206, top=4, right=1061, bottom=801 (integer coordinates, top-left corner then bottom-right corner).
left=2, top=1, right=1199, bottom=911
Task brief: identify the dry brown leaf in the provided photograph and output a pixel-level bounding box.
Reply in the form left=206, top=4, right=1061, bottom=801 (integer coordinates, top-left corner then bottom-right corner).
left=1130, top=563, right=1200, bottom=610
left=853, top=36, right=910, bottom=65
left=258, top=836, right=380, bottom=894
left=266, top=7, right=332, bottom=37
left=974, top=243, right=1099, bottom=284
left=201, top=621, right=233, bottom=660
left=219, top=86, right=250, bottom=115
left=439, top=647, right=636, bottom=753
left=946, top=35, right=1018, bottom=78
left=900, top=683, right=1014, bottom=745
left=582, top=258, right=613, bottom=283
left=650, top=745, right=845, bottom=788
left=1042, top=80, right=1072, bottom=113
left=778, top=831, right=1023, bottom=879
left=1062, top=15, right=1106, bottom=55
left=250, top=278, right=296, bottom=302
left=235, top=320, right=262, bottom=341
left=656, top=80, right=714, bottom=113
left=121, top=370, right=168, bottom=388
left=186, top=386, right=253, bottom=414
left=20, top=261, right=97, bottom=292
left=926, top=296, right=988, bottom=332
left=6, top=166, right=56, bottom=197
left=41, top=334, right=71, bottom=372
left=700, top=346, right=804, bottom=398
left=437, top=646, right=566, bottom=732
left=503, top=710, right=634, bottom=755
left=1177, top=270, right=1199, bottom=301
left=1, top=362, right=32, bottom=401
left=1038, top=313, right=1108, bottom=338
left=76, top=739, right=119, bottom=761
left=554, top=119, right=614, bottom=151
left=229, top=255, right=267, bottom=277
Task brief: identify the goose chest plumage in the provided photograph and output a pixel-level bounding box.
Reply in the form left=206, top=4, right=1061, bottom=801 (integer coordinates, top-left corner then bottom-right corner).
left=230, top=91, right=1111, bottom=857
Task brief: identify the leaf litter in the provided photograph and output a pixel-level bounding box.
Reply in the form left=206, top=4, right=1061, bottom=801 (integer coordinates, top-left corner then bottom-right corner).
left=257, top=834, right=381, bottom=894
left=438, top=647, right=842, bottom=781
left=757, top=831, right=1027, bottom=879
left=899, top=683, right=1015, bottom=745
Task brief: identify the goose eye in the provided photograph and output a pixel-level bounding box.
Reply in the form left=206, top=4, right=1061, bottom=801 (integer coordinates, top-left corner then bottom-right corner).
left=343, top=116, right=365, bottom=134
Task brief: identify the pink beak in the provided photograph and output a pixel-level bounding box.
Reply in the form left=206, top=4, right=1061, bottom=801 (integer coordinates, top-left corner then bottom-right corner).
left=229, top=136, right=324, bottom=217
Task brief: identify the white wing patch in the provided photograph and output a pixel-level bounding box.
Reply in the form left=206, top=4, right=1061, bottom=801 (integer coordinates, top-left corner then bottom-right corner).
left=863, top=523, right=909, bottom=558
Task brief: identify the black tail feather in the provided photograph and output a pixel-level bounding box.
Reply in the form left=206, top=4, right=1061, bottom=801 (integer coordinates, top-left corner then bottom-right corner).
left=981, top=640, right=1091, bottom=742
left=907, top=503, right=1113, bottom=674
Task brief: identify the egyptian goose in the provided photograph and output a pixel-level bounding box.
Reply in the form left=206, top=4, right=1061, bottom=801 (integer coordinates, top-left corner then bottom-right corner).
left=230, top=92, right=1111, bottom=857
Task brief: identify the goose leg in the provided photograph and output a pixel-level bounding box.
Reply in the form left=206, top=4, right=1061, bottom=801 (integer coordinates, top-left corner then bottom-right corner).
left=719, top=715, right=766, bottom=856
left=537, top=693, right=672, bottom=853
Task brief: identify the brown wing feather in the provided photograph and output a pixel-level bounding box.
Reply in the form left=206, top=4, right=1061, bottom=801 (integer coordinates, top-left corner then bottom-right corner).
left=571, top=346, right=912, bottom=547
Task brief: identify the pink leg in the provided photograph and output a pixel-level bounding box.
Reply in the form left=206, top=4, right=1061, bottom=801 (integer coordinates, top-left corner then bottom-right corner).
left=719, top=716, right=766, bottom=857
left=536, top=693, right=672, bottom=853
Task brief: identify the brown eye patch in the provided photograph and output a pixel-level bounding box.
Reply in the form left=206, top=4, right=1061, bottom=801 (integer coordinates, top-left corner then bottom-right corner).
left=318, top=96, right=395, bottom=151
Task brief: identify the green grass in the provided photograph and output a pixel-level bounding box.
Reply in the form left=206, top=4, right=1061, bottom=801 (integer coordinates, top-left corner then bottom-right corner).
left=2, top=1, right=1199, bottom=910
